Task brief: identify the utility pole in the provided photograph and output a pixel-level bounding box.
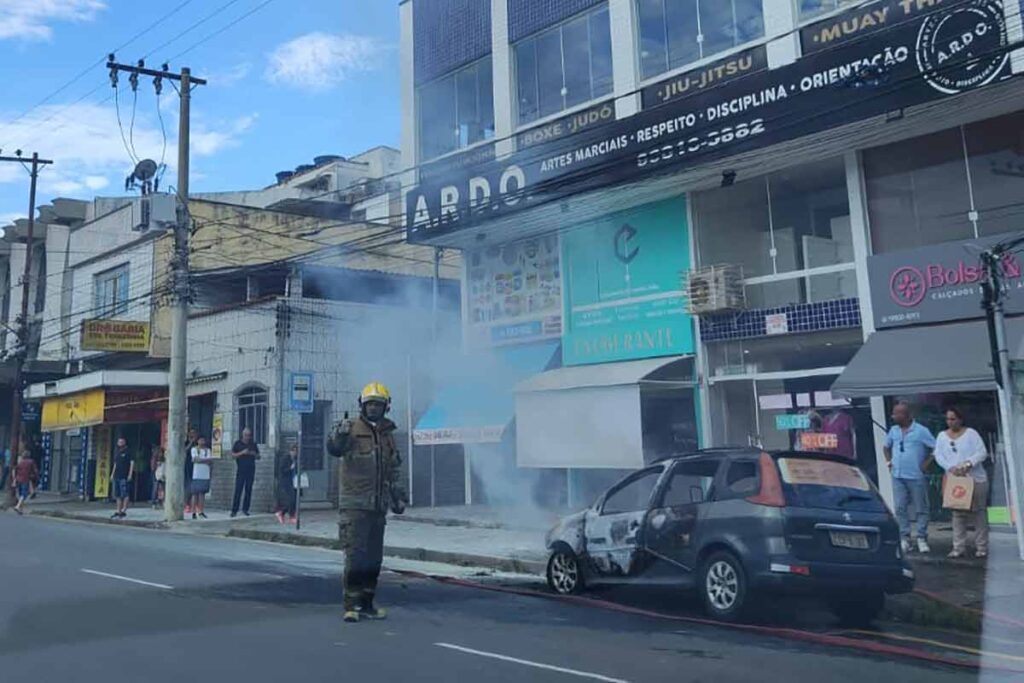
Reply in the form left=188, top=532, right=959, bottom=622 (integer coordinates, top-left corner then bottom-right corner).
left=107, top=57, right=206, bottom=522
left=1, top=151, right=52, bottom=508
left=981, top=236, right=1024, bottom=560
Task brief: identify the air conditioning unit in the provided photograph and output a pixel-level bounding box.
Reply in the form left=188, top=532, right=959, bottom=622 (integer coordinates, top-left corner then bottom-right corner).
left=682, top=264, right=745, bottom=315
left=132, top=194, right=177, bottom=232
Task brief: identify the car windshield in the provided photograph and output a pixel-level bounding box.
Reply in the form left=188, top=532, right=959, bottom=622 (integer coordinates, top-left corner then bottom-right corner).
left=777, top=457, right=885, bottom=512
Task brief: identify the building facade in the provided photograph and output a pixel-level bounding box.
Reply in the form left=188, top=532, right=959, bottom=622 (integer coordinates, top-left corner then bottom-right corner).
left=401, top=0, right=1024, bottom=517
left=17, top=149, right=460, bottom=512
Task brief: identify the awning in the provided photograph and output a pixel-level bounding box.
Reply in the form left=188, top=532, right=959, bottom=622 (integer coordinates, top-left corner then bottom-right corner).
left=413, top=342, right=559, bottom=446
left=516, top=356, right=694, bottom=469
left=831, top=318, right=1024, bottom=398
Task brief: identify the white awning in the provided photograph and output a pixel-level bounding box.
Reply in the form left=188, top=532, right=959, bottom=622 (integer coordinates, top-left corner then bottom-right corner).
left=515, top=356, right=693, bottom=469
left=26, top=370, right=169, bottom=400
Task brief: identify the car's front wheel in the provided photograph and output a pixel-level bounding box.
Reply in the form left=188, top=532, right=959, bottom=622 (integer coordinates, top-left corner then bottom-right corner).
left=700, top=550, right=749, bottom=621
left=829, top=591, right=885, bottom=627
left=547, top=547, right=584, bottom=595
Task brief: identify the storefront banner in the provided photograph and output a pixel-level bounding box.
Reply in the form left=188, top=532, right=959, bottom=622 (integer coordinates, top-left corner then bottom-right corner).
left=641, top=45, right=769, bottom=109
left=465, top=235, right=563, bottom=349
left=104, top=389, right=168, bottom=424
left=212, top=414, right=224, bottom=458
left=40, top=433, right=52, bottom=491
left=81, top=319, right=151, bottom=352
left=869, top=232, right=1024, bottom=328
left=93, top=426, right=112, bottom=500
left=41, top=389, right=105, bottom=432
left=407, top=0, right=1015, bottom=242
left=776, top=414, right=811, bottom=430
left=561, top=197, right=694, bottom=366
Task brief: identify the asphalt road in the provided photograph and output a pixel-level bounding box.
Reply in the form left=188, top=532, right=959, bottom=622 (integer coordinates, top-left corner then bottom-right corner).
left=0, top=513, right=989, bottom=683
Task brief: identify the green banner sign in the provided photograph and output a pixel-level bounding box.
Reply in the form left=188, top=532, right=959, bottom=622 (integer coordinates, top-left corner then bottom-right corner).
left=561, top=196, right=694, bottom=366
left=776, top=414, right=811, bottom=431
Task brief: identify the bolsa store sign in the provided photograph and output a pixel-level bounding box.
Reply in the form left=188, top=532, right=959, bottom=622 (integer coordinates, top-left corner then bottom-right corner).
left=869, top=232, right=1024, bottom=328
left=406, top=0, right=1015, bottom=242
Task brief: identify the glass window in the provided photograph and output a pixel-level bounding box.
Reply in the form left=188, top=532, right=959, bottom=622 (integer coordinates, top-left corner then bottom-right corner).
left=798, top=0, right=860, bottom=22
left=863, top=128, right=973, bottom=253
left=964, top=111, right=1024, bottom=238
left=93, top=264, right=130, bottom=319
left=723, top=460, right=759, bottom=498
left=602, top=468, right=662, bottom=514
left=636, top=0, right=765, bottom=81
left=236, top=386, right=269, bottom=444
left=417, top=57, right=495, bottom=162
left=694, top=157, right=852, bottom=281
left=515, top=5, right=614, bottom=125
left=660, top=459, right=720, bottom=506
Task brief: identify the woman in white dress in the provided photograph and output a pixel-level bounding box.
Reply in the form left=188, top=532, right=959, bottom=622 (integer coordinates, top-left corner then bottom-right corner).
left=933, top=407, right=989, bottom=559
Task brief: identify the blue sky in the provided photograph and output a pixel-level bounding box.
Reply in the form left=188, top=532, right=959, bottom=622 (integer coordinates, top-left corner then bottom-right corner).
left=0, top=0, right=401, bottom=223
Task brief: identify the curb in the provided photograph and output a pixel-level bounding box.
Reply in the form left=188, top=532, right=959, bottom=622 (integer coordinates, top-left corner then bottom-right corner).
left=884, top=592, right=982, bottom=633
left=226, top=528, right=546, bottom=575
left=28, top=508, right=168, bottom=530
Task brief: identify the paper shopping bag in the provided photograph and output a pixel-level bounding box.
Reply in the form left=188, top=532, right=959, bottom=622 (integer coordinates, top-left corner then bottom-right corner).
left=943, top=475, right=974, bottom=511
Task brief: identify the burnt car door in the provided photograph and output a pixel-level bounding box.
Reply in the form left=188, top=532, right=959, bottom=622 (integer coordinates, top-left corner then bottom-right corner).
left=643, top=458, right=723, bottom=577
left=583, top=466, right=664, bottom=579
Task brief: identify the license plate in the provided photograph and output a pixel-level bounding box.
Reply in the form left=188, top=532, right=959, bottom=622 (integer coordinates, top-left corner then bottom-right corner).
left=829, top=531, right=869, bottom=549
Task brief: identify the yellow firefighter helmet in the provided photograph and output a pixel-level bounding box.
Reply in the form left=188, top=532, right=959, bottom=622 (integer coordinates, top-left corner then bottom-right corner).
left=359, top=382, right=391, bottom=406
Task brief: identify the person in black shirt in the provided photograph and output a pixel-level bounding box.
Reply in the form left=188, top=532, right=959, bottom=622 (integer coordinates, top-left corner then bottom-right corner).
left=230, top=428, right=260, bottom=517
left=109, top=437, right=134, bottom=519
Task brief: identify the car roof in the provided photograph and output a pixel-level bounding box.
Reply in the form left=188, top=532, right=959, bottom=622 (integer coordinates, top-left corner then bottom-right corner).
left=654, top=447, right=860, bottom=465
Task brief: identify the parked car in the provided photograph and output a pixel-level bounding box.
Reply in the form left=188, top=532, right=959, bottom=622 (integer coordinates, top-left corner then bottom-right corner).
left=545, top=448, right=915, bottom=625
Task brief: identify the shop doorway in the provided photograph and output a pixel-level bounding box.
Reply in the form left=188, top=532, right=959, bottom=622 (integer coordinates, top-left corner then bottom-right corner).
left=111, top=422, right=163, bottom=503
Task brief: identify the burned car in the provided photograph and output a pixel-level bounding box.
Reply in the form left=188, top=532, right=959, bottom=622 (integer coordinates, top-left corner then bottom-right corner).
left=545, top=449, right=915, bottom=624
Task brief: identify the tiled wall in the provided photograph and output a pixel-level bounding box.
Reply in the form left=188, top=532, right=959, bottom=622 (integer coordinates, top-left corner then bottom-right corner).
left=508, top=0, right=605, bottom=42
left=700, top=298, right=861, bottom=342
left=414, top=0, right=492, bottom=84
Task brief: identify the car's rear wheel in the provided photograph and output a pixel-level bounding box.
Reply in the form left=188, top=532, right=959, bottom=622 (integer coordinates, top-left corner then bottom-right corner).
left=547, top=548, right=584, bottom=595
left=700, top=550, right=748, bottom=621
left=829, top=591, right=885, bottom=627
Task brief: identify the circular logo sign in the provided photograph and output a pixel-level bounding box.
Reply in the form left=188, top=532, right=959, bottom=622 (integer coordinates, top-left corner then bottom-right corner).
left=916, top=1, right=1009, bottom=95
left=889, top=266, right=927, bottom=308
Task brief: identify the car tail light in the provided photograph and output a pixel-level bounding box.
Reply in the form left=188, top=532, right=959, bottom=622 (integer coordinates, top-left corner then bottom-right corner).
left=747, top=452, right=785, bottom=507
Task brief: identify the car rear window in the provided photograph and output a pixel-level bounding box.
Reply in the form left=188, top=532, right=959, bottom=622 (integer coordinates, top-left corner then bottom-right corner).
left=777, top=457, right=885, bottom=512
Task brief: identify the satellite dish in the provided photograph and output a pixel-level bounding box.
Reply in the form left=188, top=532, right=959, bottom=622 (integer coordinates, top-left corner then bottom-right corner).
left=133, top=159, right=158, bottom=182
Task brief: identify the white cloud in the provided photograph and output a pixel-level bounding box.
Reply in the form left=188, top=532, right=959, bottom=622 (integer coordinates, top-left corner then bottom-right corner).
left=0, top=0, right=106, bottom=41
left=266, top=32, right=385, bottom=91
left=0, top=101, right=256, bottom=204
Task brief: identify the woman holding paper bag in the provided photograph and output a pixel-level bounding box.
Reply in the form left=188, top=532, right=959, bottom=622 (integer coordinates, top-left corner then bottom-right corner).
left=934, top=407, right=989, bottom=559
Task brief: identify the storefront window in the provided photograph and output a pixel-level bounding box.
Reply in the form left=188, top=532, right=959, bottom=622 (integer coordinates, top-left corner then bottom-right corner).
left=636, top=0, right=764, bottom=81
left=515, top=5, right=613, bottom=125
left=964, top=111, right=1024, bottom=238
left=797, top=0, right=859, bottom=22
left=418, top=57, right=495, bottom=161
left=694, top=157, right=853, bottom=305
left=864, top=111, right=1024, bottom=253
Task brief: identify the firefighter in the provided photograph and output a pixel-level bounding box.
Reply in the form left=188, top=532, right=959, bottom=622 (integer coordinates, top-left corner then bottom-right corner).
left=327, top=382, right=406, bottom=622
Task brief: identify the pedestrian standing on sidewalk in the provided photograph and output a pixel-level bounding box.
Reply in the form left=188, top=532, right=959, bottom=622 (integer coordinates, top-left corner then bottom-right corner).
left=275, top=444, right=298, bottom=525
left=109, top=438, right=134, bottom=519
left=184, top=427, right=198, bottom=515
left=189, top=437, right=213, bottom=520
left=883, top=401, right=936, bottom=555
left=934, top=407, right=990, bottom=559
left=12, top=451, right=38, bottom=514
left=327, top=382, right=407, bottom=623
left=151, top=446, right=166, bottom=509
left=230, top=428, right=260, bottom=517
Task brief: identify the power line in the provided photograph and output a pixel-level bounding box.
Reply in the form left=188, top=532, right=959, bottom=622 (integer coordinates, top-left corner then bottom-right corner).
left=168, top=0, right=278, bottom=63
left=142, top=0, right=247, bottom=61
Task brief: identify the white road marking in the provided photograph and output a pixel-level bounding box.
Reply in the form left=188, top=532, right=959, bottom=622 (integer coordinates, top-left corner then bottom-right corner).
left=435, top=643, right=629, bottom=683
left=80, top=569, right=173, bottom=590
